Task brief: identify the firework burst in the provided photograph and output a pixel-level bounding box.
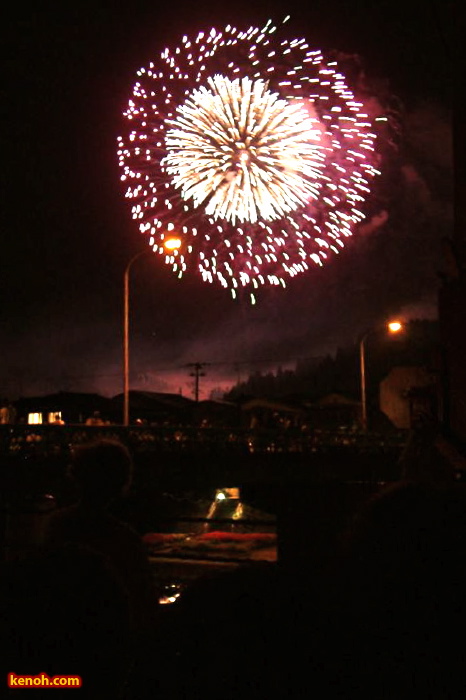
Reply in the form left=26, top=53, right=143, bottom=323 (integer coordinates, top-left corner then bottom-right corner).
left=117, top=18, right=382, bottom=302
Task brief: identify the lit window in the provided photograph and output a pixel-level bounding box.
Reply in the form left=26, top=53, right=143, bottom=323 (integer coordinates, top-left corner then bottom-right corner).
left=28, top=413, right=42, bottom=425
left=48, top=412, right=63, bottom=423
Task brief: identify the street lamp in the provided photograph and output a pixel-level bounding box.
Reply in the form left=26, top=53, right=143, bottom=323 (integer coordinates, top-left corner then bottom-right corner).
left=123, top=250, right=151, bottom=426
left=123, top=238, right=181, bottom=426
left=359, top=320, right=403, bottom=432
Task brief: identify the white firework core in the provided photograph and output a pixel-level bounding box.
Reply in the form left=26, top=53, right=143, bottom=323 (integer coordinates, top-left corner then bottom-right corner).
left=163, top=75, right=323, bottom=224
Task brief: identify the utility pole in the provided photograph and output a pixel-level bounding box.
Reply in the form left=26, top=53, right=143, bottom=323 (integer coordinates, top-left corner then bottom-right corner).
left=186, top=362, right=208, bottom=402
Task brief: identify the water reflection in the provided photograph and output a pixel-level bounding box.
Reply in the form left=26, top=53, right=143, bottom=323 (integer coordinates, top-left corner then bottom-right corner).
left=158, top=582, right=184, bottom=605
left=149, top=486, right=276, bottom=604
left=204, top=488, right=244, bottom=532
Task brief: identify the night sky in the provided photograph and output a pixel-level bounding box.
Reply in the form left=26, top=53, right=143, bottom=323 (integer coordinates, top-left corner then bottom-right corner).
left=1, top=1, right=453, bottom=400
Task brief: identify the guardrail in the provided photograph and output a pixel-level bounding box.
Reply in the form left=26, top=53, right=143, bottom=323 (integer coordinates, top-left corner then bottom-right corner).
left=0, top=424, right=407, bottom=458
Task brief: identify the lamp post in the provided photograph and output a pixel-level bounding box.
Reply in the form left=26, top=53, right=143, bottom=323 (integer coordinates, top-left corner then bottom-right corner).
left=359, top=321, right=403, bottom=432
left=123, top=238, right=182, bottom=426
left=123, top=250, right=151, bottom=427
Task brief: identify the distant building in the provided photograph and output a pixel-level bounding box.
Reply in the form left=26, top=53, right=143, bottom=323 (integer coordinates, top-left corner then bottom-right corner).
left=379, top=366, right=438, bottom=429
left=240, top=397, right=304, bottom=429
left=238, top=393, right=361, bottom=431
left=192, top=399, right=239, bottom=428
left=307, top=393, right=360, bottom=430
left=110, top=391, right=194, bottom=425
left=13, top=390, right=197, bottom=426
left=14, top=392, right=113, bottom=425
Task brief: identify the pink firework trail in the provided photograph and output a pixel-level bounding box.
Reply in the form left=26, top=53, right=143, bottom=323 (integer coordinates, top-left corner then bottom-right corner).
left=117, top=18, right=382, bottom=303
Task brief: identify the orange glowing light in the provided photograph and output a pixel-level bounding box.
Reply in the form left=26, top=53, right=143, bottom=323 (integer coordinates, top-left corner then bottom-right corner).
left=387, top=321, right=402, bottom=333
left=164, top=237, right=182, bottom=250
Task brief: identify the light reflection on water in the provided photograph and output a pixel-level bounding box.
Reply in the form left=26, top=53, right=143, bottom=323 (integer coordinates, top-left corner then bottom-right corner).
left=204, top=488, right=244, bottom=532
left=158, top=583, right=184, bottom=605
left=155, top=486, right=276, bottom=535
left=154, top=486, right=276, bottom=604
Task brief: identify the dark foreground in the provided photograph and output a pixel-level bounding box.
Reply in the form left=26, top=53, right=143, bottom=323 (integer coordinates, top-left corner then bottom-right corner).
left=2, top=430, right=466, bottom=698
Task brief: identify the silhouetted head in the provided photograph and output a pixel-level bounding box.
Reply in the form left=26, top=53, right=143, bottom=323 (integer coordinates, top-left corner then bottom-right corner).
left=71, top=439, right=133, bottom=507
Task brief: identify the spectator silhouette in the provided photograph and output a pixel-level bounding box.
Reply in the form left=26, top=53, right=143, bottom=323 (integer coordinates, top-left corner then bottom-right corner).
left=0, top=543, right=131, bottom=698
left=321, top=481, right=466, bottom=698
left=45, top=439, right=158, bottom=645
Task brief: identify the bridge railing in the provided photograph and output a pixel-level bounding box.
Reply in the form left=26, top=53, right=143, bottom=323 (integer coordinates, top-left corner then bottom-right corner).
left=1, top=423, right=407, bottom=458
